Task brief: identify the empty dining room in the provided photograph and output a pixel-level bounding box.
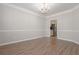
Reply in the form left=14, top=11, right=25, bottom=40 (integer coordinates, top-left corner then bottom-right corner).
left=0, top=3, right=79, bottom=55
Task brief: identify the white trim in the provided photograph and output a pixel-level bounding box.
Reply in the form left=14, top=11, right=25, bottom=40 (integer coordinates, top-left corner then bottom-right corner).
left=0, top=30, right=45, bottom=32
left=47, top=5, right=79, bottom=18
left=58, top=38, right=79, bottom=45
left=1, top=36, right=79, bottom=46
left=0, top=36, right=45, bottom=46
left=45, top=35, right=50, bottom=37
left=2, top=4, right=44, bottom=17
left=1, top=30, right=79, bottom=32
left=57, top=30, right=79, bottom=32
left=0, top=30, right=24, bottom=32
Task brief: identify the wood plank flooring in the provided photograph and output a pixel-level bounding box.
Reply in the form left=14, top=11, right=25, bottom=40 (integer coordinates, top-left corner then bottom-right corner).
left=0, top=37, right=79, bottom=55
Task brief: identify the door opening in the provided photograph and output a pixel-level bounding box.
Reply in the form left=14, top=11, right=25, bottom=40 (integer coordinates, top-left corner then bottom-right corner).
left=50, top=20, right=57, bottom=37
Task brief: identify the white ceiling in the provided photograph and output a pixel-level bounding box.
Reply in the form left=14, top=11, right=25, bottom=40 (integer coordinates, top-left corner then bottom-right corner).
left=10, top=3, right=79, bottom=15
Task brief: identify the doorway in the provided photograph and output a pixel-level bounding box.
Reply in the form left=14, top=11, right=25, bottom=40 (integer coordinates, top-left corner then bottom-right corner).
left=50, top=20, right=57, bottom=37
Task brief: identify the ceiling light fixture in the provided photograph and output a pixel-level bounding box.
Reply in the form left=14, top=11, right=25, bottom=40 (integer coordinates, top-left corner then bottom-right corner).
left=39, top=3, right=49, bottom=14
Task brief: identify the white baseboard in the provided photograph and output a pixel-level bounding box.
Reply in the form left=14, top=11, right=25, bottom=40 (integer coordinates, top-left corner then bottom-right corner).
left=0, top=36, right=45, bottom=46
left=1, top=36, right=78, bottom=47
left=58, top=38, right=79, bottom=45
left=45, top=35, right=50, bottom=37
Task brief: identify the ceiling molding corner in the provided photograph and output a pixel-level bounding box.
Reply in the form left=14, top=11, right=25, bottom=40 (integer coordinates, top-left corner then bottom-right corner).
left=2, top=4, right=44, bottom=17
left=47, top=4, right=79, bottom=18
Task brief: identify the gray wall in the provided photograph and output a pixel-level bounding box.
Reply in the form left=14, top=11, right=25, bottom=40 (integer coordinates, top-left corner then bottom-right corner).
left=0, top=4, right=46, bottom=45
left=50, top=6, right=79, bottom=44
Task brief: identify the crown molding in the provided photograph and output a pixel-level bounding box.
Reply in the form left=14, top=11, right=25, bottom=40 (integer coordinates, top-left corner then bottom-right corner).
left=2, top=4, right=79, bottom=19
left=2, top=4, right=44, bottom=17
left=47, top=5, right=79, bottom=18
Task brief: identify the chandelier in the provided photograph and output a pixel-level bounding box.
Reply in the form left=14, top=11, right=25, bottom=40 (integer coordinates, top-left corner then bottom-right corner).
left=39, top=3, right=49, bottom=14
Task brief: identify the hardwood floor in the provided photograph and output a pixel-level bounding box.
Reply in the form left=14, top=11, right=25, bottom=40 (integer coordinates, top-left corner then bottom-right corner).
left=0, top=37, right=79, bottom=55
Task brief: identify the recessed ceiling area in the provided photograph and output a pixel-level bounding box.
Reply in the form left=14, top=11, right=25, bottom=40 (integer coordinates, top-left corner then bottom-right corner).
left=10, top=3, right=79, bottom=16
